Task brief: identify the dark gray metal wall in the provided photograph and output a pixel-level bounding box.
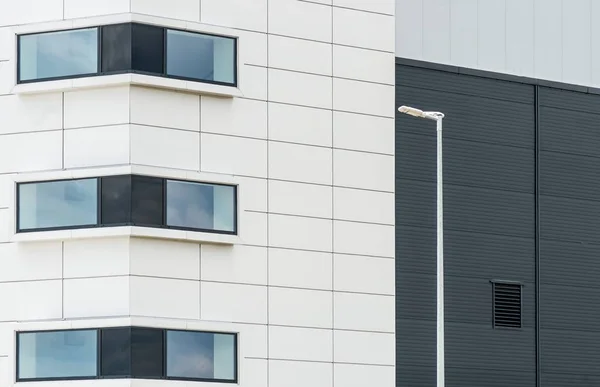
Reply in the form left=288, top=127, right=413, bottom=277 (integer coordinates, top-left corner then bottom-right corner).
left=396, top=63, right=536, bottom=386
left=538, top=87, right=600, bottom=386
left=396, top=62, right=600, bottom=386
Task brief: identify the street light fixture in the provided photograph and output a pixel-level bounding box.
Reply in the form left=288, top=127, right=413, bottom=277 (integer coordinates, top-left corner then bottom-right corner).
left=398, top=105, right=446, bottom=387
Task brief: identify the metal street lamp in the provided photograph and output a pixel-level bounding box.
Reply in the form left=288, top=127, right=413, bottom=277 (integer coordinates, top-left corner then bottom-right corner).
left=398, top=105, right=446, bottom=387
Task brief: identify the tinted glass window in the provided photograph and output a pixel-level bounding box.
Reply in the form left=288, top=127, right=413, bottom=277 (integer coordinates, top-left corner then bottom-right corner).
left=101, top=327, right=131, bottom=377
left=166, top=331, right=235, bottom=381
left=18, top=179, right=98, bottom=231
left=166, top=30, right=235, bottom=85
left=166, top=180, right=235, bottom=233
left=101, top=175, right=132, bottom=225
left=131, top=328, right=163, bottom=378
left=19, top=28, right=98, bottom=82
left=131, top=175, right=163, bottom=226
left=18, top=330, right=97, bottom=380
left=101, top=24, right=132, bottom=73
left=131, top=23, right=164, bottom=74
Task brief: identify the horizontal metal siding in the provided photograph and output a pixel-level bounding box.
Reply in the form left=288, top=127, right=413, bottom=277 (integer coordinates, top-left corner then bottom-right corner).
left=540, top=329, right=600, bottom=375
left=539, top=284, right=600, bottom=330
left=397, top=225, right=534, bottom=280
left=540, top=151, right=600, bottom=200
left=396, top=272, right=534, bottom=327
left=539, top=195, right=600, bottom=244
left=396, top=64, right=535, bottom=387
left=539, top=107, right=600, bottom=157
left=397, top=133, right=534, bottom=193
left=538, top=87, right=600, bottom=385
left=539, top=239, right=600, bottom=287
left=541, top=372, right=600, bottom=387
left=397, top=87, right=534, bottom=148
left=397, top=180, right=534, bottom=237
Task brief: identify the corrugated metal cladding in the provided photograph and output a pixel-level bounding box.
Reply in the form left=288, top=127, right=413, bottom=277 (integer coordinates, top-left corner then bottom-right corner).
left=397, top=63, right=600, bottom=386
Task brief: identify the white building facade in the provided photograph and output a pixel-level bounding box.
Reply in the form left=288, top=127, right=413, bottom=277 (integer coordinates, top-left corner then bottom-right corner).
left=0, top=1, right=396, bottom=387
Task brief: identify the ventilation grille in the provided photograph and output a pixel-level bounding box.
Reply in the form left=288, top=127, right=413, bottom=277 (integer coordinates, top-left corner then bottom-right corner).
left=493, top=282, right=522, bottom=328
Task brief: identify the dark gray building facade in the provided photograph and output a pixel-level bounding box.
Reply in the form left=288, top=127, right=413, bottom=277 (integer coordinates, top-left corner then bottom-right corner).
left=396, top=58, right=600, bottom=387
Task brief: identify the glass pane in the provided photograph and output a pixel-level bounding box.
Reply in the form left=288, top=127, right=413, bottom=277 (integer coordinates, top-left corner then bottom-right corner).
left=101, top=24, right=132, bottom=73
left=19, top=28, right=98, bottom=82
left=18, top=330, right=97, bottom=380
left=101, top=328, right=131, bottom=377
left=131, top=175, right=163, bottom=226
left=131, top=328, right=163, bottom=378
left=166, top=30, right=235, bottom=85
left=166, top=180, right=235, bottom=233
left=166, top=331, right=236, bottom=381
left=131, top=23, right=164, bottom=74
left=18, top=179, right=98, bottom=231
left=101, top=175, right=132, bottom=225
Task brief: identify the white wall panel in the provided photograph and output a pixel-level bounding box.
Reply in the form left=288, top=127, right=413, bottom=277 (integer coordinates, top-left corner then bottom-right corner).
left=269, top=103, right=332, bottom=147
left=0, top=280, right=62, bottom=322
left=202, top=0, right=267, bottom=32
left=450, top=0, right=478, bottom=68
left=64, top=86, right=130, bottom=129
left=422, top=0, right=450, bottom=64
left=202, top=97, right=267, bottom=139
left=130, top=239, right=200, bottom=280
left=269, top=214, right=332, bottom=252
left=534, top=0, right=562, bottom=81
left=130, top=125, right=199, bottom=170
left=333, top=45, right=394, bottom=85
left=269, top=0, right=332, bottom=42
left=131, top=0, right=200, bottom=22
left=64, top=0, right=129, bottom=18
left=477, top=0, right=505, bottom=72
left=0, top=94, right=62, bottom=135
left=0, top=242, right=62, bottom=282
left=63, top=238, right=130, bottom=278
left=562, top=0, right=592, bottom=86
left=268, top=248, right=333, bottom=291
left=334, top=364, right=395, bottom=387
left=0, top=131, right=62, bottom=174
left=64, top=125, right=130, bottom=168
left=592, top=1, right=600, bottom=86
left=131, top=276, right=200, bottom=320
left=269, top=180, right=332, bottom=219
left=201, top=133, right=267, bottom=177
left=201, top=282, right=267, bottom=324
left=269, top=35, right=332, bottom=76
left=334, top=330, right=395, bottom=365
left=395, top=0, right=423, bottom=59
left=0, top=0, right=62, bottom=26
left=131, top=87, right=200, bottom=132
left=269, top=326, right=332, bottom=362
left=201, top=245, right=267, bottom=286
left=333, top=7, right=394, bottom=52
left=269, top=287, right=332, bottom=328
left=505, top=0, right=534, bottom=76
left=64, top=277, right=130, bottom=318
left=270, top=360, right=333, bottom=387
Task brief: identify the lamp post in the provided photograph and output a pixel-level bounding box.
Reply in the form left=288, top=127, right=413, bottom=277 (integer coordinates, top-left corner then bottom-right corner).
left=398, top=105, right=446, bottom=387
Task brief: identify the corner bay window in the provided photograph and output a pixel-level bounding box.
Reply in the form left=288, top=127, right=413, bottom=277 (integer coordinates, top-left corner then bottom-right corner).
left=17, top=328, right=237, bottom=383
left=18, top=23, right=237, bottom=86
left=17, top=175, right=237, bottom=234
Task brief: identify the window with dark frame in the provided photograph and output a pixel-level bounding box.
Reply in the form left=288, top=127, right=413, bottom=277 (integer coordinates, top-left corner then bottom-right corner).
left=17, top=23, right=237, bottom=87
left=17, top=327, right=237, bottom=383
left=16, top=175, right=237, bottom=235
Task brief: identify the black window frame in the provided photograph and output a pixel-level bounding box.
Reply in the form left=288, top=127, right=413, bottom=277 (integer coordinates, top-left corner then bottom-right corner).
left=16, top=328, right=100, bottom=383
left=16, top=175, right=238, bottom=235
left=16, top=327, right=238, bottom=384
left=17, top=23, right=238, bottom=87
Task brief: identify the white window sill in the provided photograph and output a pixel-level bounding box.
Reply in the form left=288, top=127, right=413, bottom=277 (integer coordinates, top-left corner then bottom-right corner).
left=10, top=226, right=239, bottom=245
left=11, top=74, right=243, bottom=98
